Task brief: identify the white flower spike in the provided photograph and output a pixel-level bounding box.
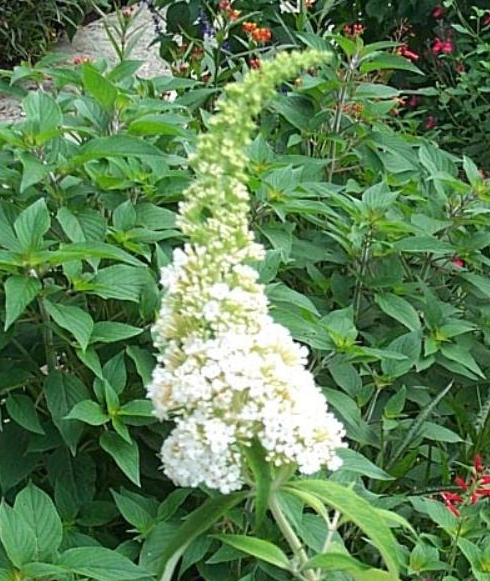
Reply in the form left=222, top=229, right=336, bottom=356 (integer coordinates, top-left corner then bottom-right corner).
left=148, top=51, right=346, bottom=493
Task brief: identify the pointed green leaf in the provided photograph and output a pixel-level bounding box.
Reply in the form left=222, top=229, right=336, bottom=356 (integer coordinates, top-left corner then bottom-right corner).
left=82, top=65, right=118, bottom=112
left=288, top=480, right=400, bottom=576
left=13, top=199, right=50, bottom=251
left=66, top=400, right=109, bottom=426
left=242, top=440, right=272, bottom=528
left=14, top=483, right=63, bottom=560
left=6, top=394, right=44, bottom=435
left=4, top=275, right=41, bottom=330
left=157, top=493, right=247, bottom=580
left=44, top=372, right=89, bottom=453
left=91, top=322, right=143, bottom=344
left=0, top=501, right=36, bottom=567
left=44, top=300, right=94, bottom=351
left=100, top=431, right=140, bottom=486
left=213, top=535, right=290, bottom=570
left=59, top=546, right=149, bottom=580
left=375, top=294, right=420, bottom=332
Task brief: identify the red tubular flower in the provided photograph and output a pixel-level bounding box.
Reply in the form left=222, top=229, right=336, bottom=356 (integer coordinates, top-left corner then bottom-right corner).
left=452, top=257, right=465, bottom=269
left=474, top=453, right=484, bottom=474
left=400, top=45, right=420, bottom=61
left=407, top=95, right=421, bottom=108
left=454, top=476, right=469, bottom=490
left=353, top=23, right=364, bottom=36
left=445, top=501, right=461, bottom=517
left=480, top=475, right=490, bottom=485
left=431, top=36, right=453, bottom=55
left=441, top=492, right=463, bottom=504
left=432, top=5, right=446, bottom=19
left=483, top=12, right=490, bottom=27
left=425, top=115, right=437, bottom=130
left=441, top=40, right=453, bottom=54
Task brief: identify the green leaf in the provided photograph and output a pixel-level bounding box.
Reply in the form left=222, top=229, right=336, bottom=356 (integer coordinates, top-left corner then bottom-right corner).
left=58, top=546, right=150, bottom=580
left=19, top=152, right=51, bottom=193
left=321, top=306, right=358, bottom=348
left=56, top=208, right=106, bottom=243
left=23, top=92, right=62, bottom=144
left=288, top=480, right=400, bottom=576
left=128, top=114, right=190, bottom=136
left=6, top=394, right=44, bottom=435
left=66, top=400, right=109, bottom=426
left=0, top=501, right=36, bottom=567
left=72, top=135, right=165, bottom=165
left=14, top=483, right=63, bottom=560
left=4, top=275, right=41, bottom=330
left=242, top=440, right=272, bottom=527
left=90, top=265, right=148, bottom=303
left=100, top=431, right=140, bottom=486
left=305, top=552, right=369, bottom=571
left=134, top=204, right=177, bottom=230
left=355, top=83, right=400, bottom=99
left=44, top=300, right=94, bottom=351
left=157, top=489, right=193, bottom=521
left=337, top=449, right=394, bottom=480
left=393, top=237, right=453, bottom=254
left=22, top=563, right=67, bottom=578
left=360, top=52, right=423, bottom=75
left=461, top=272, right=490, bottom=298
left=91, top=322, right=143, bottom=344
left=0, top=424, right=40, bottom=493
left=157, top=493, right=247, bottom=581
left=119, top=400, right=155, bottom=424
left=381, top=332, right=421, bottom=378
left=267, top=283, right=319, bottom=316
left=111, top=490, right=154, bottom=533
left=375, top=294, right=420, bottom=332
left=127, top=346, right=156, bottom=385
left=13, top=199, right=50, bottom=251
left=82, top=65, right=118, bottom=112
left=44, top=372, right=89, bottom=454
left=440, top=343, right=484, bottom=378
left=349, top=569, right=399, bottom=581
left=387, top=382, right=453, bottom=469
left=50, top=242, right=143, bottom=267
left=421, top=422, right=462, bottom=443
left=213, top=535, right=290, bottom=570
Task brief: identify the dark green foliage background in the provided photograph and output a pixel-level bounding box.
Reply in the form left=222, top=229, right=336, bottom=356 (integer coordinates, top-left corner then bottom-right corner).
left=1, top=1, right=490, bottom=580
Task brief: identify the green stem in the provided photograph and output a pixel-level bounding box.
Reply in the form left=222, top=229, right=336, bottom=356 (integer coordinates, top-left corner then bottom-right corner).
left=269, top=494, right=318, bottom=581
left=38, top=297, right=57, bottom=373
left=448, top=517, right=464, bottom=572
left=315, top=510, right=340, bottom=579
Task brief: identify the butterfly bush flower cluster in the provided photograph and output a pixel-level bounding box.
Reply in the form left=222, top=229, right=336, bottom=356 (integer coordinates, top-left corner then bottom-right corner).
left=148, top=51, right=346, bottom=494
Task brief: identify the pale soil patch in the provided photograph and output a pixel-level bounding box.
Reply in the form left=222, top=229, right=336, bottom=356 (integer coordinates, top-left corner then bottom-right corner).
left=0, top=5, right=167, bottom=122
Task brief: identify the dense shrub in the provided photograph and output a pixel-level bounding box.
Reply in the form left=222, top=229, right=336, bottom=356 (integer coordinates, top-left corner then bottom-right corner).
left=2, top=3, right=490, bottom=581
